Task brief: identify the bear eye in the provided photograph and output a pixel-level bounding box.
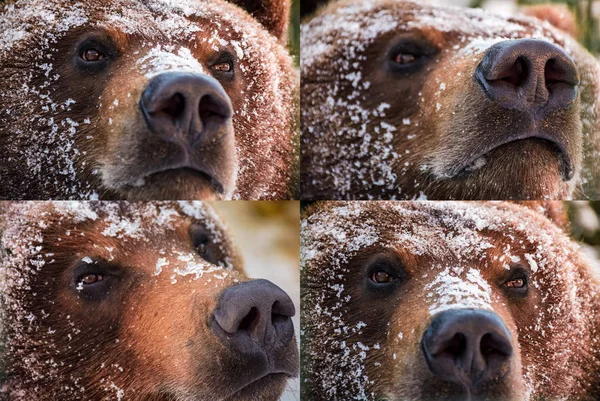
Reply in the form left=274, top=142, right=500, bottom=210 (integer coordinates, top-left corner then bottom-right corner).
left=212, top=62, right=232, bottom=72
left=195, top=240, right=208, bottom=256
left=80, top=274, right=104, bottom=285
left=504, top=278, right=525, bottom=288
left=371, top=271, right=392, bottom=283
left=81, top=48, right=105, bottom=62
left=501, top=267, right=529, bottom=297
left=393, top=52, right=417, bottom=65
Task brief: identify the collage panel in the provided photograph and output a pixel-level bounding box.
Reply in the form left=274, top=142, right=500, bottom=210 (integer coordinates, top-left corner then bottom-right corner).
left=300, top=0, right=600, bottom=200
left=0, top=201, right=300, bottom=400
left=300, top=200, right=600, bottom=400
left=0, top=0, right=299, bottom=201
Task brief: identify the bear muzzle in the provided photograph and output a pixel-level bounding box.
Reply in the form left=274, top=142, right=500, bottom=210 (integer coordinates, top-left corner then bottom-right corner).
left=117, top=71, right=238, bottom=197
left=421, top=309, right=514, bottom=398
left=211, top=279, right=299, bottom=392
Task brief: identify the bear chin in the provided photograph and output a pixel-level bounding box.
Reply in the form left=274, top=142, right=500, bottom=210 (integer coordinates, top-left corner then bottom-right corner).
left=424, top=139, right=570, bottom=200
left=106, top=168, right=235, bottom=200
left=222, top=372, right=290, bottom=401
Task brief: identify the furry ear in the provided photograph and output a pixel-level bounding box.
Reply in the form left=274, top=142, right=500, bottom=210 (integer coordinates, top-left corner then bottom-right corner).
left=522, top=4, right=578, bottom=38
left=520, top=201, right=569, bottom=232
left=229, top=0, right=290, bottom=41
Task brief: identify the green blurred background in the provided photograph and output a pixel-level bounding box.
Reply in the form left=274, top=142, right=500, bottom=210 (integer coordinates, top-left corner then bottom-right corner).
left=298, top=0, right=600, bottom=55
left=415, top=0, right=600, bottom=53
left=290, top=0, right=300, bottom=64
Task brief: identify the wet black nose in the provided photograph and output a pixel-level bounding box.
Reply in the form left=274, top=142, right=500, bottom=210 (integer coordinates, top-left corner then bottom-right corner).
left=140, top=72, right=233, bottom=146
left=476, top=39, right=579, bottom=111
left=421, top=309, right=513, bottom=390
left=212, top=279, right=295, bottom=355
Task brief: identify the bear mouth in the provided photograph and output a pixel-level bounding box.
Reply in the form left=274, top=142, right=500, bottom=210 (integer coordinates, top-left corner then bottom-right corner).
left=140, top=167, right=225, bottom=194
left=454, top=135, right=573, bottom=180
left=223, top=371, right=293, bottom=400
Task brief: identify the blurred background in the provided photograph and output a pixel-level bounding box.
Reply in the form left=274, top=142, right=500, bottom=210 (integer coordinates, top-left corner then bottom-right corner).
left=570, top=202, right=600, bottom=269
left=210, top=201, right=300, bottom=401
left=299, top=0, right=600, bottom=55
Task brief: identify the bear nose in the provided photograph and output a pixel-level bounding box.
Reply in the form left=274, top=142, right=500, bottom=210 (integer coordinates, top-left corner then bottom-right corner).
left=475, top=39, right=579, bottom=111
left=212, top=279, right=295, bottom=354
left=140, top=72, right=233, bottom=147
left=421, top=309, right=513, bottom=390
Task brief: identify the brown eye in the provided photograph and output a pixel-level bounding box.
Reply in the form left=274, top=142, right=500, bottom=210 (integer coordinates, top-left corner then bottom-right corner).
left=394, top=53, right=416, bottom=65
left=82, top=49, right=104, bottom=62
left=505, top=278, right=525, bottom=288
left=212, top=62, right=232, bottom=72
left=372, top=271, right=391, bottom=283
left=195, top=242, right=207, bottom=255
left=81, top=274, right=103, bottom=284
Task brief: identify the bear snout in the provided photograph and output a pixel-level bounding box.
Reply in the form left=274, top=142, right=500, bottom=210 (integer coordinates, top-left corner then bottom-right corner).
left=475, top=39, right=579, bottom=112
left=421, top=309, right=514, bottom=394
left=211, top=279, right=299, bottom=381
left=140, top=71, right=234, bottom=144
left=108, top=71, right=238, bottom=198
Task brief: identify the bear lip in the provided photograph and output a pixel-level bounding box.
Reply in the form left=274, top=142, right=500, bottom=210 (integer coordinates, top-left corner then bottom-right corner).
left=138, top=166, right=225, bottom=194
left=449, top=134, right=573, bottom=181
left=225, top=371, right=296, bottom=398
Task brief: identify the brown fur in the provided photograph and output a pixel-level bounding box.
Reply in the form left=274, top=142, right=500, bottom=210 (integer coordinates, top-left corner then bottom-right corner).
left=301, top=0, right=600, bottom=200
left=301, top=201, right=600, bottom=400
left=0, top=202, right=299, bottom=400
left=0, top=0, right=298, bottom=200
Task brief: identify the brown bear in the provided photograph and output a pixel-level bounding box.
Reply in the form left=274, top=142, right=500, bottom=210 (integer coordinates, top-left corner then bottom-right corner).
left=0, top=0, right=298, bottom=200
left=0, top=201, right=299, bottom=400
left=301, top=201, right=600, bottom=400
left=300, top=0, right=600, bottom=200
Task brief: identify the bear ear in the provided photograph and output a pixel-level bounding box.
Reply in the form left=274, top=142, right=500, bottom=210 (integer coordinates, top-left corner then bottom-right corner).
left=228, top=0, right=290, bottom=41
left=520, top=201, right=569, bottom=232
left=522, top=4, right=578, bottom=38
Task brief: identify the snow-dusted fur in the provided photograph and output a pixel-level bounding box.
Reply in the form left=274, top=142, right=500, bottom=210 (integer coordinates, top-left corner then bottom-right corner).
left=0, top=0, right=298, bottom=200
left=0, top=202, right=298, bottom=400
left=301, top=0, right=600, bottom=200
left=301, top=201, right=600, bottom=400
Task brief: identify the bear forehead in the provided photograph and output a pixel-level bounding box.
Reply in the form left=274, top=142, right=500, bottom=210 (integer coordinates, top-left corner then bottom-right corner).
left=0, top=0, right=261, bottom=54
left=302, top=0, right=572, bottom=72
left=301, top=202, right=576, bottom=271
left=1, top=201, right=226, bottom=251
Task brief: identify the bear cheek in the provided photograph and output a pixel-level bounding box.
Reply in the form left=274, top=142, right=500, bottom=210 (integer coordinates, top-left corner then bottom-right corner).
left=94, top=69, right=149, bottom=175
left=121, top=269, right=247, bottom=394
left=416, top=51, right=576, bottom=199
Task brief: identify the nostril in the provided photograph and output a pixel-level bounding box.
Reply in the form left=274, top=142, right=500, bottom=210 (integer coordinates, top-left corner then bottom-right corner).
left=199, top=94, right=230, bottom=122
left=272, top=300, right=290, bottom=327
left=497, top=57, right=528, bottom=87
left=440, top=333, right=466, bottom=358
left=238, top=307, right=259, bottom=332
left=545, top=58, right=578, bottom=87
left=153, top=92, right=185, bottom=119
left=480, top=332, right=512, bottom=358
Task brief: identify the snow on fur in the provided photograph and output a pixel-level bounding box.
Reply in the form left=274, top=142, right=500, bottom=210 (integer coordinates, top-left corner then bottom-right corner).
left=0, top=0, right=298, bottom=200
left=301, top=0, right=600, bottom=199
left=0, top=201, right=235, bottom=399
left=301, top=201, right=600, bottom=400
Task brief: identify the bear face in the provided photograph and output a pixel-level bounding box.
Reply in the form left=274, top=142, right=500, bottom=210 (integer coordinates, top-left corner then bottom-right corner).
left=0, top=0, right=298, bottom=200
left=301, top=0, right=600, bottom=200
left=301, top=201, right=600, bottom=400
left=0, top=201, right=299, bottom=400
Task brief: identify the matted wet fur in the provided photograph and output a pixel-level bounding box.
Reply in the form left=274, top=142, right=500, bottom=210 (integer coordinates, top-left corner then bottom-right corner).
left=301, top=0, right=600, bottom=200
left=301, top=201, right=600, bottom=400
left=0, top=202, right=299, bottom=400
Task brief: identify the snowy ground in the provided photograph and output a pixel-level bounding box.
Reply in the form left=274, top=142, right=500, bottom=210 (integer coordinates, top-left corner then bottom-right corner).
left=210, top=202, right=300, bottom=401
